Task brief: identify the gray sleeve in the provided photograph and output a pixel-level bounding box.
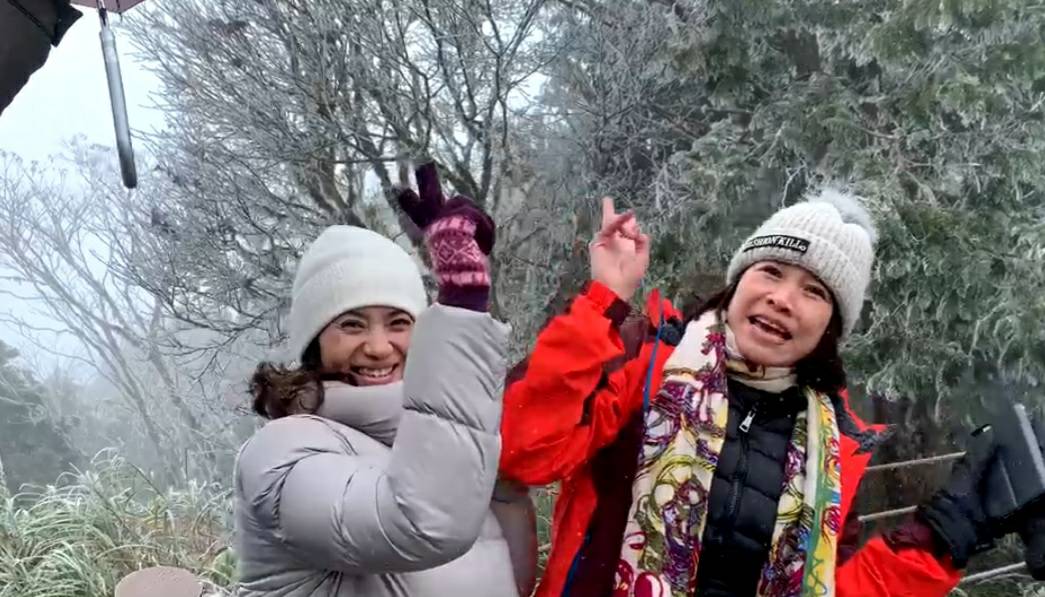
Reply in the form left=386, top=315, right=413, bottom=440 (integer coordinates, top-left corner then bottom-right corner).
left=238, top=304, right=508, bottom=574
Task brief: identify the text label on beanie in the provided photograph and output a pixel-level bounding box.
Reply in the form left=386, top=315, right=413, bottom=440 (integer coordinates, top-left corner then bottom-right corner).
left=741, top=234, right=810, bottom=255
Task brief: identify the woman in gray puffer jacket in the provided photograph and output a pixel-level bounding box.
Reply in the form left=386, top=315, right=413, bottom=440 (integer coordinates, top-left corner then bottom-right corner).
left=234, top=172, right=534, bottom=597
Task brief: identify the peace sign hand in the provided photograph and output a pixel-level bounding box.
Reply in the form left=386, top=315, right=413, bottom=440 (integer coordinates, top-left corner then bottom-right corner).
left=589, top=197, right=650, bottom=302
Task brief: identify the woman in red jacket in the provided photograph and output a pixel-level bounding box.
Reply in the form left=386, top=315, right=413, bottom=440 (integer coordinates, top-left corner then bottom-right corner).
left=501, top=188, right=1006, bottom=597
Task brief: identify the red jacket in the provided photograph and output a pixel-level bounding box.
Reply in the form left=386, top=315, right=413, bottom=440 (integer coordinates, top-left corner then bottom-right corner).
left=500, top=282, right=962, bottom=597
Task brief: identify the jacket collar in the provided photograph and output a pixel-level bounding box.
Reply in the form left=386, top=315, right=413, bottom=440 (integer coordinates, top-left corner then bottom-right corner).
left=315, top=381, right=403, bottom=446
left=643, top=288, right=682, bottom=329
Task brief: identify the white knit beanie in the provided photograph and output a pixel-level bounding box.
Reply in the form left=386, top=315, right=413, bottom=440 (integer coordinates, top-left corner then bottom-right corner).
left=726, top=187, right=877, bottom=340
left=287, top=226, right=428, bottom=361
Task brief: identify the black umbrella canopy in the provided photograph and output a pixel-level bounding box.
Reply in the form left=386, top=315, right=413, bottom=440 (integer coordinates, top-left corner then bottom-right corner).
left=1, top=0, right=148, bottom=188
left=0, top=0, right=83, bottom=115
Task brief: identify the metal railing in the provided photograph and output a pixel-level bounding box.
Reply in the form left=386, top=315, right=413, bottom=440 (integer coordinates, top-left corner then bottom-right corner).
left=861, top=451, right=1033, bottom=586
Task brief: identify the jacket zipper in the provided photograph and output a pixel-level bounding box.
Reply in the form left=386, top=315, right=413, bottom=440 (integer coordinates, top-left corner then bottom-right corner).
left=725, top=404, right=758, bottom=525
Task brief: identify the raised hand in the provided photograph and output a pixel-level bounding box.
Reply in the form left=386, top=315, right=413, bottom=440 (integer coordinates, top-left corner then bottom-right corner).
left=395, top=161, right=495, bottom=312
left=918, top=426, right=999, bottom=569
left=589, top=196, right=650, bottom=302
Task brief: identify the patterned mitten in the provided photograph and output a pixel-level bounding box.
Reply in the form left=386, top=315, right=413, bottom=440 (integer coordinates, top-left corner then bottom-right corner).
left=395, top=162, right=495, bottom=312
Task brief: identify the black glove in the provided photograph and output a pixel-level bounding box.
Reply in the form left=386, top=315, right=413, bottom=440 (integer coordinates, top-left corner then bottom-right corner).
left=918, top=425, right=1000, bottom=568
left=1019, top=512, right=1045, bottom=580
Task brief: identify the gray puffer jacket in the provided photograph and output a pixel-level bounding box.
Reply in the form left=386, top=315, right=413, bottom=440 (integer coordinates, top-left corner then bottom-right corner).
left=234, top=305, right=517, bottom=597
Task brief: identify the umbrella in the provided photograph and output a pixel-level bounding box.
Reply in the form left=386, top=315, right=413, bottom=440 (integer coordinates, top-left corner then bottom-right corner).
left=1, top=0, right=148, bottom=188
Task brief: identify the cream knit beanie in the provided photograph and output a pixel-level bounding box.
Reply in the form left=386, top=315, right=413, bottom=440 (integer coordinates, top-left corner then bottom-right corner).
left=726, top=188, right=877, bottom=340
left=287, top=226, right=427, bottom=361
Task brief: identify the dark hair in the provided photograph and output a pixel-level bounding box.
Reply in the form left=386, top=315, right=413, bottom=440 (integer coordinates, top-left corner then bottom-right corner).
left=250, top=340, right=342, bottom=419
left=683, top=284, right=847, bottom=396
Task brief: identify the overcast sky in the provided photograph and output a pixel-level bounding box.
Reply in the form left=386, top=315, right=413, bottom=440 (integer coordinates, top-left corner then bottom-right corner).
left=0, top=11, right=161, bottom=371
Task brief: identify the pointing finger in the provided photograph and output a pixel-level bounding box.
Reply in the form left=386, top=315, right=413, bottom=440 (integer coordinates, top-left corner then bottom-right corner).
left=600, top=196, right=617, bottom=229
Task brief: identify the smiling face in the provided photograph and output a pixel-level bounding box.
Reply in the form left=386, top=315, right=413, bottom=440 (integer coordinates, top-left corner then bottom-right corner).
left=725, top=260, right=835, bottom=368
left=316, top=307, right=414, bottom=386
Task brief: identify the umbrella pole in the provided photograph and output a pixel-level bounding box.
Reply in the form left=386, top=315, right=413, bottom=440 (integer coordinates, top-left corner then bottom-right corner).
left=98, top=1, right=137, bottom=188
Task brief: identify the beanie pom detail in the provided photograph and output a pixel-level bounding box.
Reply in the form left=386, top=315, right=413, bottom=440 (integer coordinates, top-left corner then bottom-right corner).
left=807, top=186, right=878, bottom=246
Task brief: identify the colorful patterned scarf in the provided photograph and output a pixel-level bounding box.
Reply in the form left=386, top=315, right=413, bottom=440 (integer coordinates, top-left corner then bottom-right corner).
left=615, top=310, right=842, bottom=597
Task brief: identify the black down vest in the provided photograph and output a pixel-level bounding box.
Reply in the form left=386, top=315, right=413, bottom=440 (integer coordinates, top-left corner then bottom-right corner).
left=694, top=378, right=805, bottom=597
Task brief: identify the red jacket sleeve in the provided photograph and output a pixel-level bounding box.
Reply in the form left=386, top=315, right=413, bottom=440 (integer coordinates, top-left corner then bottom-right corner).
left=837, top=518, right=961, bottom=597
left=499, top=282, right=645, bottom=486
